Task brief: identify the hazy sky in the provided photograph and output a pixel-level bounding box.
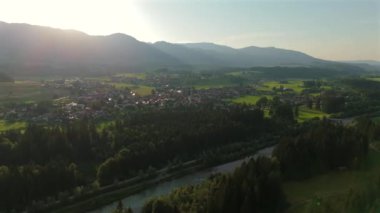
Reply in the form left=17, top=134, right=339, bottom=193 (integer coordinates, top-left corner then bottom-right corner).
left=0, top=0, right=379, bottom=61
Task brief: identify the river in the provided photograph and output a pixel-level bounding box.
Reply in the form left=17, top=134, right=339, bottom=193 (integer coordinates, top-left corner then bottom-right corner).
left=91, top=145, right=275, bottom=213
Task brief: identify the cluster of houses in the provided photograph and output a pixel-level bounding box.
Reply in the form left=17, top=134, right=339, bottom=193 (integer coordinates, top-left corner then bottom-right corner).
left=1, top=76, right=332, bottom=124
left=1, top=78, right=263, bottom=123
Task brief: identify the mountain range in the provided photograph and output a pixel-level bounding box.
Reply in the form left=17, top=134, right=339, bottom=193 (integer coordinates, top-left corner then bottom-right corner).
left=0, top=21, right=373, bottom=76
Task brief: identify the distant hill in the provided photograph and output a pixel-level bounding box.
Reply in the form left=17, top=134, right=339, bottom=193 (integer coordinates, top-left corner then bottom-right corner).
left=179, top=43, right=318, bottom=67
left=340, top=60, right=380, bottom=72
left=153, top=42, right=223, bottom=67
left=0, top=21, right=371, bottom=76
left=343, top=60, right=380, bottom=66
left=0, top=21, right=183, bottom=75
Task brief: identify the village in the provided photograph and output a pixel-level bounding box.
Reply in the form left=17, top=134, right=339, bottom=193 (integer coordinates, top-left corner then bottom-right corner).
left=0, top=78, right=262, bottom=123
left=0, top=71, right=342, bottom=126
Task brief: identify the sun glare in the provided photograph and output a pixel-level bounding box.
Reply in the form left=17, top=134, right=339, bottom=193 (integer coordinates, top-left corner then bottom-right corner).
left=0, top=0, right=158, bottom=41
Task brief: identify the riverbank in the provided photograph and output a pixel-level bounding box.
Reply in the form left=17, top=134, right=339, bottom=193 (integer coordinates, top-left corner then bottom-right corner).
left=51, top=142, right=276, bottom=213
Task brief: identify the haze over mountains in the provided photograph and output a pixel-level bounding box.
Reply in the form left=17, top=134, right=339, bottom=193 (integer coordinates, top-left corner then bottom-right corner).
left=0, top=21, right=374, bottom=76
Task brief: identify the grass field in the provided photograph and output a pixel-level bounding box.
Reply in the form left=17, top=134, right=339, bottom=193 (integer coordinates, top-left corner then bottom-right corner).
left=85, top=76, right=111, bottom=82
left=231, top=98, right=327, bottom=122
left=0, top=120, right=26, bottom=132
left=258, top=80, right=305, bottom=93
left=0, top=81, right=69, bottom=104
left=194, top=84, right=235, bottom=89
left=193, top=75, right=241, bottom=90
left=226, top=71, right=245, bottom=76
left=115, top=73, right=146, bottom=79
left=297, top=106, right=329, bottom=122
left=231, top=95, right=272, bottom=105
left=193, top=79, right=236, bottom=90
left=97, top=121, right=115, bottom=132
left=284, top=148, right=380, bottom=212
left=367, top=77, right=380, bottom=82
left=107, top=82, right=153, bottom=96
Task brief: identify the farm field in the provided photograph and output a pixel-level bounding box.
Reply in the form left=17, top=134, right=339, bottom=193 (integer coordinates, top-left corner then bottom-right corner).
left=367, top=77, right=380, bottom=82
left=115, top=73, right=146, bottom=79
left=106, top=82, right=153, bottom=96
left=194, top=84, right=235, bottom=89
left=284, top=148, right=380, bottom=213
left=192, top=74, right=245, bottom=89
left=297, top=105, right=329, bottom=122
left=0, top=81, right=69, bottom=104
left=231, top=95, right=272, bottom=105
left=0, top=120, right=26, bottom=132
left=258, top=80, right=305, bottom=93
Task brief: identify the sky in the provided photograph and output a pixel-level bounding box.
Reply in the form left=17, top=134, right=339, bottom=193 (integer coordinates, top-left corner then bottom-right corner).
left=0, top=0, right=379, bottom=61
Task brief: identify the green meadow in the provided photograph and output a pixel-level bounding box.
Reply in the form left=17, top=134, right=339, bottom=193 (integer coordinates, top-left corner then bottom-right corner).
left=231, top=95, right=272, bottom=105
left=115, top=73, right=147, bottom=79
left=297, top=106, right=329, bottom=122
left=85, top=76, right=111, bottom=82
left=193, top=79, right=237, bottom=90
left=107, top=82, right=153, bottom=96
left=231, top=97, right=328, bottom=122
left=226, top=71, right=245, bottom=76
left=194, top=84, right=235, bottom=90
left=0, top=120, right=26, bottom=132
left=284, top=148, right=380, bottom=212
left=367, top=77, right=380, bottom=82
left=97, top=121, right=115, bottom=132
left=258, top=80, right=305, bottom=93
left=0, top=81, right=69, bottom=104
left=192, top=74, right=246, bottom=89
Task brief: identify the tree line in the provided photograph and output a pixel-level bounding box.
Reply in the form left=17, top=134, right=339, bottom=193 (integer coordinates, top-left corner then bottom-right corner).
left=141, top=157, right=287, bottom=213
left=139, top=120, right=371, bottom=213
left=0, top=104, right=283, bottom=211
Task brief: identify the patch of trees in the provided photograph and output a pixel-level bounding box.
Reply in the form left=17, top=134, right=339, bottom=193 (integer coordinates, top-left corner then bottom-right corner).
left=338, top=78, right=380, bottom=117
left=141, top=157, right=287, bottom=213
left=268, top=97, right=296, bottom=124
left=273, top=120, right=369, bottom=180
left=343, top=78, right=380, bottom=98
left=0, top=122, right=102, bottom=165
left=96, top=106, right=276, bottom=185
left=303, top=80, right=322, bottom=88
left=0, top=162, right=82, bottom=211
left=320, top=91, right=345, bottom=113
left=0, top=122, right=101, bottom=211
left=343, top=94, right=380, bottom=117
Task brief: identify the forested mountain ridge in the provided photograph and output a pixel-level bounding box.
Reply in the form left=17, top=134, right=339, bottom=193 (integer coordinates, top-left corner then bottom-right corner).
left=176, top=42, right=318, bottom=67
left=0, top=21, right=369, bottom=76
left=0, top=21, right=184, bottom=75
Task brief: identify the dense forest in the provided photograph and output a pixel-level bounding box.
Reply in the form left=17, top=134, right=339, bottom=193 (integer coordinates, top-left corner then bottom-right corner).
left=339, top=78, right=380, bottom=117
left=142, top=157, right=287, bottom=213
left=274, top=120, right=369, bottom=180
left=139, top=119, right=373, bottom=213
left=96, top=105, right=276, bottom=186
left=0, top=104, right=287, bottom=212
